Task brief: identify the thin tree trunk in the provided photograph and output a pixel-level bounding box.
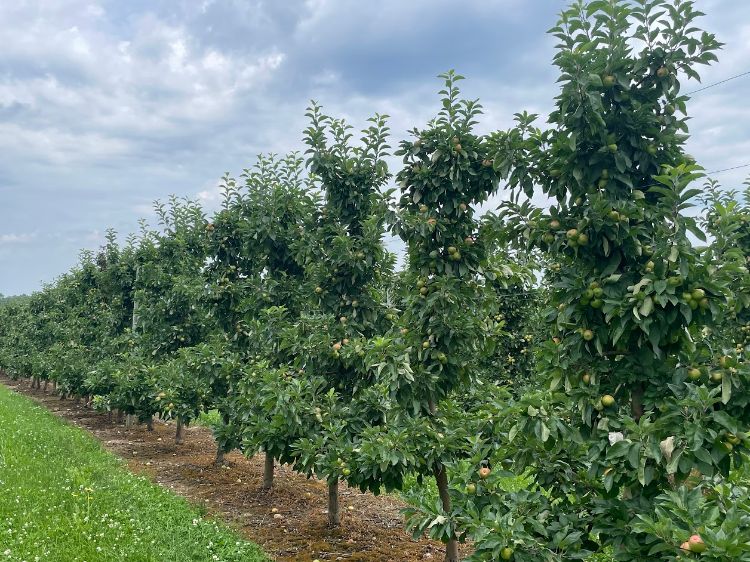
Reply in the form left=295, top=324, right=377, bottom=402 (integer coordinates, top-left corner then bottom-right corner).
left=43, top=380, right=48, bottom=391
left=125, top=414, right=135, bottom=429
left=116, top=410, right=124, bottom=424
left=435, top=465, right=460, bottom=562
left=146, top=417, right=154, bottom=431
left=176, top=417, right=185, bottom=444
left=214, top=413, right=230, bottom=465
left=53, top=381, right=57, bottom=392
left=328, top=479, right=340, bottom=527
left=262, top=453, right=274, bottom=491
left=428, top=397, right=460, bottom=562
left=215, top=445, right=225, bottom=466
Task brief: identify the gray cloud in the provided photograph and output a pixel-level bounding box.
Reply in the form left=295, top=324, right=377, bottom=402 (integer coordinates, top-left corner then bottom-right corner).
left=0, top=0, right=748, bottom=295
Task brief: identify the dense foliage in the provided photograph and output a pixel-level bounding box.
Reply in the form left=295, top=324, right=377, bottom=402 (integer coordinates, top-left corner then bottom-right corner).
left=1, top=1, right=748, bottom=561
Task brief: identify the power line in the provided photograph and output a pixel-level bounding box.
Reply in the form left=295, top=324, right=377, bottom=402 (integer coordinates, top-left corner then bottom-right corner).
left=706, top=163, right=750, bottom=175
left=634, top=163, right=750, bottom=191
left=704, top=162, right=750, bottom=176
left=687, top=70, right=750, bottom=95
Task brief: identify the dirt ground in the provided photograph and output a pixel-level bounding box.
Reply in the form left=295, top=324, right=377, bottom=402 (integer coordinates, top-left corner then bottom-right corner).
left=1, top=375, right=469, bottom=562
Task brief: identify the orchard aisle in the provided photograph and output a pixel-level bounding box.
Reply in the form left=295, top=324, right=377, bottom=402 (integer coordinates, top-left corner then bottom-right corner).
left=0, top=378, right=267, bottom=562
left=0, top=374, right=462, bottom=562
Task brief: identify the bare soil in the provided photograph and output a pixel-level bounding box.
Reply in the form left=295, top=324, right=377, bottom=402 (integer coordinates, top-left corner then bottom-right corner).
left=1, top=375, right=468, bottom=562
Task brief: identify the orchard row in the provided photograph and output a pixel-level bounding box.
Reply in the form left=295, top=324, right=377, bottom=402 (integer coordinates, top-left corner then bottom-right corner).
left=2, top=2, right=750, bottom=561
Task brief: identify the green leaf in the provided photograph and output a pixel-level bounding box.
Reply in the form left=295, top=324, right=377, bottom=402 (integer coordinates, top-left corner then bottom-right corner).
left=639, top=296, right=654, bottom=317
left=628, top=443, right=641, bottom=469
left=721, top=375, right=732, bottom=404
left=540, top=422, right=550, bottom=443
left=638, top=455, right=647, bottom=486
left=666, top=450, right=682, bottom=475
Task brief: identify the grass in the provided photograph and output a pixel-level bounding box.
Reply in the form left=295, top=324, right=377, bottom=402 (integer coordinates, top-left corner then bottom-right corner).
left=197, top=408, right=222, bottom=429
left=0, top=384, right=267, bottom=562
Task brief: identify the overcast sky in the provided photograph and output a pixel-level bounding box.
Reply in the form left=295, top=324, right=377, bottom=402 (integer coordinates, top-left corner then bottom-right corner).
left=1, top=0, right=748, bottom=296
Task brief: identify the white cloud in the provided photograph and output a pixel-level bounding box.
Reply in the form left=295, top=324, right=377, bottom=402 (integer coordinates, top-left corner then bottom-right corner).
left=0, top=233, right=36, bottom=245
left=0, top=2, right=286, bottom=167
left=0, top=122, right=131, bottom=165
left=0, top=0, right=748, bottom=296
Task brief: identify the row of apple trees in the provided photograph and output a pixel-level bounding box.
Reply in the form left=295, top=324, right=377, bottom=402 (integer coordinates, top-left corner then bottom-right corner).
left=1, top=1, right=749, bottom=560
left=0, top=80, right=540, bottom=540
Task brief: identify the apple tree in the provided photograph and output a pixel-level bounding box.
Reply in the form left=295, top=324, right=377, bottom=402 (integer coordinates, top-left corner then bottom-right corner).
left=461, top=1, right=744, bottom=560
left=332, top=72, right=503, bottom=561
left=290, top=105, right=395, bottom=526
left=234, top=153, right=318, bottom=486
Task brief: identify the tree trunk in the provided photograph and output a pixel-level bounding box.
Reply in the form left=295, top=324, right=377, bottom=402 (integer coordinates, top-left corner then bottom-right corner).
left=214, top=413, right=230, bottom=465
left=116, top=409, right=124, bottom=424
left=53, top=381, right=57, bottom=392
left=428, top=397, right=460, bottom=562
left=43, top=380, right=49, bottom=391
left=435, top=464, right=460, bottom=562
left=328, top=479, right=340, bottom=527
left=631, top=383, right=644, bottom=422
left=125, top=414, right=135, bottom=429
left=176, top=417, right=185, bottom=444
left=262, top=453, right=274, bottom=491
left=146, top=417, right=154, bottom=431
left=215, top=445, right=225, bottom=466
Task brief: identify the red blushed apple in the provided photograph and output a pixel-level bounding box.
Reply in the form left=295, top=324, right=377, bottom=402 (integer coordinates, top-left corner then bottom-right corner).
left=688, top=535, right=706, bottom=553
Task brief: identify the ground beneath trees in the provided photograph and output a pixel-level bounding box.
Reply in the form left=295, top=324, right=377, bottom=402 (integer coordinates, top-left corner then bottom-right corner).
left=1, top=375, right=468, bottom=562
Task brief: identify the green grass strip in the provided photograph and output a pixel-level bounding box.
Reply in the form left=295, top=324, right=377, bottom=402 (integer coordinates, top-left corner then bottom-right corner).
left=0, top=383, right=268, bottom=562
